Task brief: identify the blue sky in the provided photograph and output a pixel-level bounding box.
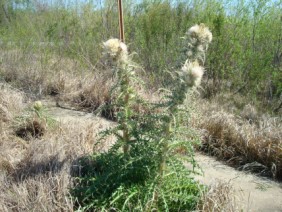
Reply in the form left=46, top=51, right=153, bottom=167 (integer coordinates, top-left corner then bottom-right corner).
left=15, top=0, right=282, bottom=11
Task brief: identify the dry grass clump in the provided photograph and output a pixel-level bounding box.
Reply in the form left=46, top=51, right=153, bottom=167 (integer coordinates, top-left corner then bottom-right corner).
left=69, top=73, right=159, bottom=120
left=196, top=99, right=282, bottom=180
left=0, top=82, right=116, bottom=211
left=0, top=155, right=15, bottom=174
left=0, top=84, right=26, bottom=176
left=0, top=115, right=115, bottom=211
left=0, top=103, right=11, bottom=122
left=0, top=49, right=83, bottom=96
left=0, top=134, right=28, bottom=174
left=240, top=104, right=258, bottom=123
left=197, top=181, right=238, bottom=212
left=71, top=75, right=113, bottom=111
left=13, top=102, right=52, bottom=140
left=15, top=119, right=46, bottom=140
left=0, top=83, right=25, bottom=123
left=45, top=71, right=79, bottom=97
left=205, top=91, right=251, bottom=113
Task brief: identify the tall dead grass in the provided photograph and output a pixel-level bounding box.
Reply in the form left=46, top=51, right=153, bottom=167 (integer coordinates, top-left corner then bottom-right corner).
left=0, top=119, right=115, bottom=211
left=0, top=83, right=25, bottom=122
left=197, top=181, right=238, bottom=212
left=195, top=96, right=282, bottom=180
left=0, top=49, right=83, bottom=96
left=0, top=83, right=116, bottom=211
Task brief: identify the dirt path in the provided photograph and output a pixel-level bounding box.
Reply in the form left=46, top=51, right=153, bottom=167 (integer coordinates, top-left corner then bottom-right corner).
left=192, top=154, right=282, bottom=212
left=46, top=102, right=282, bottom=212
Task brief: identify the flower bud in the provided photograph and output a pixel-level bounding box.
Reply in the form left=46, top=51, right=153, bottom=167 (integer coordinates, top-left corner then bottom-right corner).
left=33, top=101, right=43, bottom=111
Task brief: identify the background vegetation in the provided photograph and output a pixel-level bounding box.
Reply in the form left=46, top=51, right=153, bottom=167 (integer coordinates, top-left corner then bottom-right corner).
left=0, top=0, right=281, bottom=111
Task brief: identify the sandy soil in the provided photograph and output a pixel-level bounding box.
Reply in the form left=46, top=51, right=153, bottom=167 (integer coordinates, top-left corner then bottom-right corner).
left=45, top=101, right=282, bottom=212
left=191, top=154, right=282, bottom=212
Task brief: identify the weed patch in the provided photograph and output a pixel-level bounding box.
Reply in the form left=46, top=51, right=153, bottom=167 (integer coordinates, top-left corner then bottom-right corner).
left=71, top=24, right=212, bottom=211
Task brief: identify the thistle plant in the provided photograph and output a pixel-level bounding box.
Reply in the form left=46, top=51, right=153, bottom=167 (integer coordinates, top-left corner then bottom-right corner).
left=71, top=39, right=162, bottom=211
left=102, top=38, right=138, bottom=154
left=33, top=101, right=43, bottom=117
left=14, top=101, right=56, bottom=139
left=159, top=23, right=212, bottom=176
left=72, top=25, right=212, bottom=211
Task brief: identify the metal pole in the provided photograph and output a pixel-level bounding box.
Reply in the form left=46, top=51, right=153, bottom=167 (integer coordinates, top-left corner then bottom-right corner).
left=117, top=0, right=125, bottom=42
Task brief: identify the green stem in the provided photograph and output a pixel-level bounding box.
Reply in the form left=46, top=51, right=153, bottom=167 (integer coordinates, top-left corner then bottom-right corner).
left=121, top=74, right=130, bottom=154
left=160, top=121, right=170, bottom=176
left=155, top=115, right=172, bottom=207
left=122, top=98, right=130, bottom=154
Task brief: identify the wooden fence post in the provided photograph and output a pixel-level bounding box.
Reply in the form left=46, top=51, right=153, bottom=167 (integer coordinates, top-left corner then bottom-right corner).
left=117, top=0, right=125, bottom=42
